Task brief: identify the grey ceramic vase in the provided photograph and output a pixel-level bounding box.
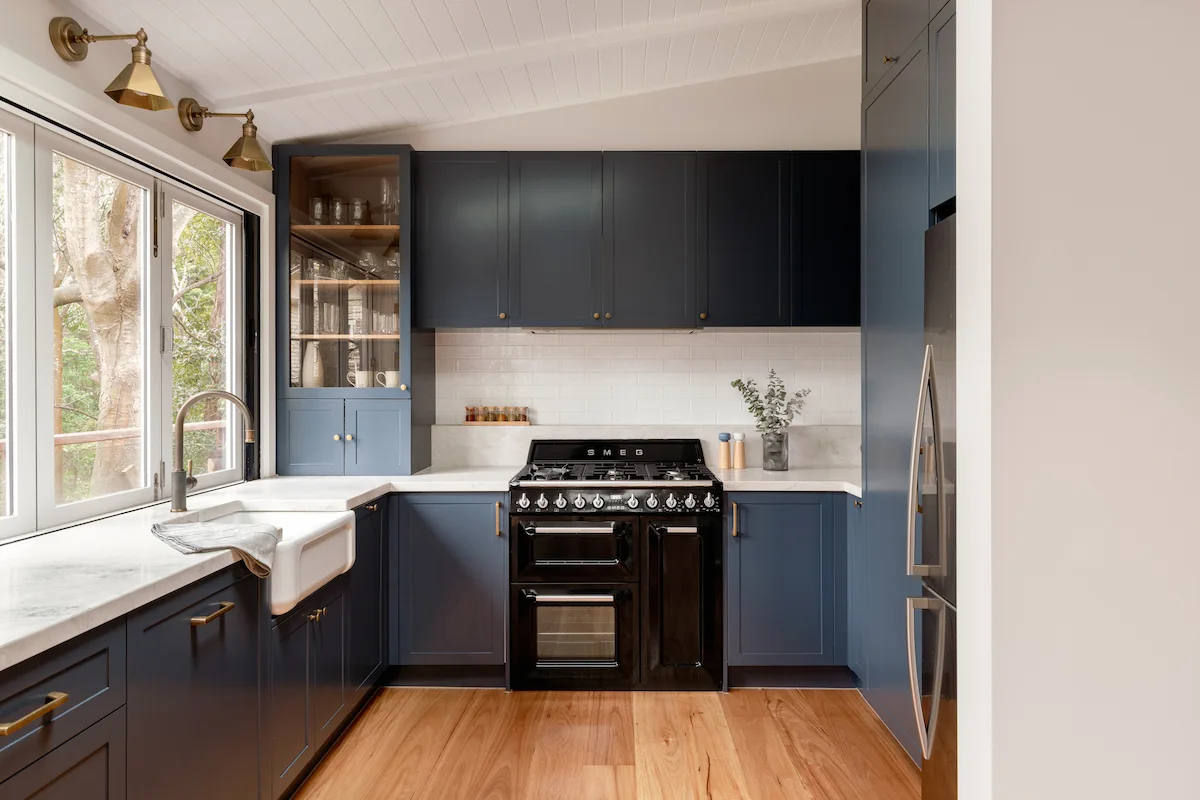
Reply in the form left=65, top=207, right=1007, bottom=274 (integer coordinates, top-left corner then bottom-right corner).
left=762, top=431, right=789, bottom=471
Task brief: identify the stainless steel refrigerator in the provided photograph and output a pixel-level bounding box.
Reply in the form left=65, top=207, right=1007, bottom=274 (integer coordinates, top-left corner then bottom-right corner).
left=907, top=214, right=957, bottom=799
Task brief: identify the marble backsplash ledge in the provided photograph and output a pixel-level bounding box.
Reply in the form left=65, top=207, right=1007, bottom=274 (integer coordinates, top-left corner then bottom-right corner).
left=431, top=424, right=862, bottom=470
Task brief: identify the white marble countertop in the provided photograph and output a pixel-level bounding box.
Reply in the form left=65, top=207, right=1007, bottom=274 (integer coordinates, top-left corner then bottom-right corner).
left=715, top=467, right=862, bottom=496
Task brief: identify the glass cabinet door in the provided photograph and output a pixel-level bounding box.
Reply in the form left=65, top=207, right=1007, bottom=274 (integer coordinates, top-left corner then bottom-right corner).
left=288, top=155, right=402, bottom=390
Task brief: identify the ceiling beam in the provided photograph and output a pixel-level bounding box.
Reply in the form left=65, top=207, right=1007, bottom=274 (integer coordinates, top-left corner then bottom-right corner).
left=214, top=0, right=857, bottom=108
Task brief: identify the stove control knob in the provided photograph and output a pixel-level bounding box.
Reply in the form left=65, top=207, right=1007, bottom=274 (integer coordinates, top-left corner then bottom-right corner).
left=573, top=494, right=587, bottom=510
left=684, top=493, right=697, bottom=509
left=665, top=493, right=678, bottom=509
left=627, top=496, right=640, bottom=509
left=554, top=494, right=567, bottom=509
left=536, top=493, right=549, bottom=509
left=645, top=494, right=660, bottom=509
left=592, top=494, right=605, bottom=509
left=703, top=492, right=716, bottom=509
left=517, top=494, right=531, bottom=510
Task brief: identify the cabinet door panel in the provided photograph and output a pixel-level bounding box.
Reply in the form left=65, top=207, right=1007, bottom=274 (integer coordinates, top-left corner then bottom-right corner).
left=865, top=0, right=928, bottom=94
left=267, top=610, right=312, bottom=798
left=414, top=153, right=509, bottom=327
left=696, top=152, right=790, bottom=326
left=643, top=522, right=721, bottom=689
left=0, top=709, right=125, bottom=800
left=726, top=495, right=835, bottom=666
left=279, top=399, right=344, bottom=476
left=348, top=504, right=386, bottom=697
left=345, top=399, right=410, bottom=475
left=861, top=33, right=929, bottom=762
left=394, top=494, right=507, bottom=665
left=509, top=153, right=603, bottom=327
left=847, top=497, right=868, bottom=683
left=127, top=568, right=259, bottom=800
left=602, top=152, right=696, bottom=328
left=311, top=588, right=347, bottom=739
left=929, top=1, right=957, bottom=209
left=792, top=151, right=861, bottom=326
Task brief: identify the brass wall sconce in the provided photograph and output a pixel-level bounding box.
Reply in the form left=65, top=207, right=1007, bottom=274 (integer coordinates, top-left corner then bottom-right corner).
left=49, top=17, right=172, bottom=111
left=178, top=98, right=273, bottom=172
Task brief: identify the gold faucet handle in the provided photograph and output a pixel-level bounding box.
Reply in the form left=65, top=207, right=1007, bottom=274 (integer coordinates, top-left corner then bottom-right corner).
left=185, top=459, right=198, bottom=490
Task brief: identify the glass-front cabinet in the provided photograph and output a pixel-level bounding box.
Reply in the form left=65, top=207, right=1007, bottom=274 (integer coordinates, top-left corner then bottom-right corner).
left=283, top=150, right=409, bottom=395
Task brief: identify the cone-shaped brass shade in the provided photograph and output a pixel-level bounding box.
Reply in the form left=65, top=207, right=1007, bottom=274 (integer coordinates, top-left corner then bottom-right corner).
left=104, top=42, right=171, bottom=111
left=222, top=120, right=273, bottom=172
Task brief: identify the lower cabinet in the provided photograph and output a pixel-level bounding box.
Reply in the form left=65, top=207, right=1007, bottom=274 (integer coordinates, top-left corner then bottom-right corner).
left=846, top=496, right=868, bottom=683
left=266, top=578, right=348, bottom=799
left=0, top=708, right=126, bottom=800
left=391, top=493, right=508, bottom=665
left=726, top=493, right=844, bottom=666
left=347, top=501, right=387, bottom=698
left=127, top=567, right=260, bottom=800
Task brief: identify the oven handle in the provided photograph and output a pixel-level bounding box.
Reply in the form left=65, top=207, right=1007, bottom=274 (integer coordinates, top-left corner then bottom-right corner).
left=525, top=524, right=616, bottom=534
left=653, top=525, right=699, bottom=534
left=532, top=594, right=615, bottom=604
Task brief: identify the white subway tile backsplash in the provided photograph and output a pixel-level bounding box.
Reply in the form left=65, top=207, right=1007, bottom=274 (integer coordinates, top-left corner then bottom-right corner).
left=434, top=328, right=861, bottom=425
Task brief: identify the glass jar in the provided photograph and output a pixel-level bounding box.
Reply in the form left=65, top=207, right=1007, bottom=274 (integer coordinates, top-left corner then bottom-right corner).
left=329, top=196, right=346, bottom=225
left=762, top=431, right=790, bottom=471
left=350, top=197, right=372, bottom=225
left=308, top=195, right=328, bottom=225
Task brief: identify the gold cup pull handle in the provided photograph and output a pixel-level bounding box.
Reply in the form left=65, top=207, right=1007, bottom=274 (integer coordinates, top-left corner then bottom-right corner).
left=191, top=601, right=235, bottom=626
left=0, top=692, right=69, bottom=736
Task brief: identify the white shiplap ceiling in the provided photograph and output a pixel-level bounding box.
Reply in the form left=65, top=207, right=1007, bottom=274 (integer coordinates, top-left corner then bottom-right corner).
left=67, top=0, right=861, bottom=143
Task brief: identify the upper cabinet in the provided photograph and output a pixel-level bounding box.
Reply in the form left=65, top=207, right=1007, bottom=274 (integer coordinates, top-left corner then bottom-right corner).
left=929, top=0, right=957, bottom=209
left=696, top=152, right=791, bottom=327
left=792, top=151, right=861, bottom=326
left=277, top=146, right=412, bottom=397
left=508, top=152, right=603, bottom=328
left=603, top=152, right=697, bottom=328
left=864, top=0, right=929, bottom=96
left=412, top=152, right=509, bottom=328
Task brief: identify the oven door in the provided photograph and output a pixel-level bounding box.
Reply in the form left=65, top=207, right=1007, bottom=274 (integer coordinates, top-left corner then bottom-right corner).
left=512, top=517, right=638, bottom=583
left=510, top=585, right=639, bottom=689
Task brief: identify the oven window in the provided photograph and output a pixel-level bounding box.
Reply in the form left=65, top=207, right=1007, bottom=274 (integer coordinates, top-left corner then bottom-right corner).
left=536, top=606, right=616, bottom=661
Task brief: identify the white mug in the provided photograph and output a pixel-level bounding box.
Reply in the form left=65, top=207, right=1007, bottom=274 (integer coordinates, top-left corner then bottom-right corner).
left=347, top=370, right=372, bottom=388
left=376, top=370, right=401, bottom=388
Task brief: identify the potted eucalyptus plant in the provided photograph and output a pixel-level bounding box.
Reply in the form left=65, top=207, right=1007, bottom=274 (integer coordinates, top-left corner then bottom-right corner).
left=731, top=369, right=812, bottom=471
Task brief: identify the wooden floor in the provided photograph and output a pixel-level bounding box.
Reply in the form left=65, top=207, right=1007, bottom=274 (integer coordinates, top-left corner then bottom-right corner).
left=294, top=688, right=919, bottom=800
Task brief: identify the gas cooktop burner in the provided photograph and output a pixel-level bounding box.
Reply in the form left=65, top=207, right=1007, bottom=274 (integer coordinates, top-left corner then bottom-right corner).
left=510, top=439, right=721, bottom=490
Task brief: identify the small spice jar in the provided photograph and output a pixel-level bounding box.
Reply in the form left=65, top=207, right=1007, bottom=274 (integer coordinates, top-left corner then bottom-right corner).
left=465, top=406, right=475, bottom=422
left=498, top=407, right=509, bottom=422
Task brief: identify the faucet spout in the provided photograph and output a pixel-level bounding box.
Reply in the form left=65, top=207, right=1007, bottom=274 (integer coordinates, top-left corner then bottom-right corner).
left=171, top=390, right=255, bottom=512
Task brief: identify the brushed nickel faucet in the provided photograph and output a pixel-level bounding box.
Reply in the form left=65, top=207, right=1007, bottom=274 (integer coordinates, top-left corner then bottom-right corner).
left=171, top=390, right=255, bottom=512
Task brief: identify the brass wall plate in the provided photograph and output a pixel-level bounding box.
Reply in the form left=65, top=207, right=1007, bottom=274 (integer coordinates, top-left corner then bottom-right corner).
left=178, top=97, right=206, bottom=131
left=49, top=16, right=88, bottom=61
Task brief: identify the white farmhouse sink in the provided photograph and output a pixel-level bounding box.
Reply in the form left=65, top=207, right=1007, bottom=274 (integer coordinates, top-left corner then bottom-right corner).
left=212, top=510, right=355, bottom=615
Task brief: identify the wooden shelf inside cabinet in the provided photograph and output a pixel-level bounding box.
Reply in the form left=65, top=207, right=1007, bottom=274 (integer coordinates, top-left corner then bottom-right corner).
left=293, top=333, right=401, bottom=340
left=291, top=225, right=400, bottom=251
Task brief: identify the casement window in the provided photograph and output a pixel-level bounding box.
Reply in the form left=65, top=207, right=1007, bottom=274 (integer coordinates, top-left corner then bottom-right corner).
left=0, top=105, right=245, bottom=539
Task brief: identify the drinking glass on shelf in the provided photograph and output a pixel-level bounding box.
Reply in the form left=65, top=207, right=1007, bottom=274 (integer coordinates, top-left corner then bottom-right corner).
left=330, top=259, right=348, bottom=280
left=380, top=178, right=394, bottom=225
left=309, top=196, right=328, bottom=225
left=329, top=197, right=347, bottom=225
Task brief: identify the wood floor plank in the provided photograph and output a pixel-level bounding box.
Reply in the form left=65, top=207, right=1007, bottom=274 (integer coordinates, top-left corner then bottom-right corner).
left=581, top=765, right=638, bottom=800
left=720, top=690, right=814, bottom=800
left=631, top=692, right=750, bottom=800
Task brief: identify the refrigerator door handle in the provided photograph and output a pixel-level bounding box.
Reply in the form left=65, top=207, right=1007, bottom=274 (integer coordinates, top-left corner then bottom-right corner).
left=907, top=345, right=945, bottom=577
left=906, top=595, right=947, bottom=761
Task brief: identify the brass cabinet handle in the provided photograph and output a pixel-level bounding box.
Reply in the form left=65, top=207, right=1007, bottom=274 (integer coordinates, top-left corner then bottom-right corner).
left=333, top=434, right=341, bottom=441
left=0, top=692, right=69, bottom=736
left=499, top=312, right=507, bottom=320
left=884, top=55, right=898, bottom=63
left=308, top=607, right=328, bottom=622
left=495, top=501, right=502, bottom=536
left=855, top=500, right=863, bottom=508
left=366, top=503, right=379, bottom=512
left=732, top=501, right=739, bottom=537
left=604, top=312, right=612, bottom=320
left=699, top=313, right=708, bottom=320
left=346, top=434, right=354, bottom=442
left=593, top=312, right=600, bottom=320
left=191, top=601, right=235, bottom=627
left=400, top=384, right=407, bottom=391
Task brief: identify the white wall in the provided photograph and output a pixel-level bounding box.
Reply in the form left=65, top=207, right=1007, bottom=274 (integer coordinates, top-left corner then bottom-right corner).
left=961, top=1, right=1200, bottom=798
left=435, top=327, right=860, bottom=426
left=349, top=58, right=860, bottom=151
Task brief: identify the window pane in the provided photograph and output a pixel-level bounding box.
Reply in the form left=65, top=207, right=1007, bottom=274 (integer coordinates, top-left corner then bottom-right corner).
left=0, top=130, right=9, bottom=516
left=51, top=153, right=145, bottom=505
left=172, top=201, right=231, bottom=477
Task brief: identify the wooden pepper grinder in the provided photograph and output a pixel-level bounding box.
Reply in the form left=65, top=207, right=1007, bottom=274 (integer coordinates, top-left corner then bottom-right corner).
left=718, top=433, right=732, bottom=469
left=731, top=433, right=746, bottom=470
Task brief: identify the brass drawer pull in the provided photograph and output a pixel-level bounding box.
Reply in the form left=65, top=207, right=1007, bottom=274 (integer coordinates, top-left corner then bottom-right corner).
left=308, top=607, right=328, bottom=622
left=191, top=601, right=235, bottom=626
left=0, top=692, right=69, bottom=736
left=495, top=501, right=502, bottom=537
left=732, top=501, right=739, bottom=537
left=366, top=503, right=379, bottom=512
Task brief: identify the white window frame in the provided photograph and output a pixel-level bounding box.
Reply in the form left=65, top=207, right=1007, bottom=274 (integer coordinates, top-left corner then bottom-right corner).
left=0, top=107, right=36, bottom=541
left=160, top=184, right=244, bottom=493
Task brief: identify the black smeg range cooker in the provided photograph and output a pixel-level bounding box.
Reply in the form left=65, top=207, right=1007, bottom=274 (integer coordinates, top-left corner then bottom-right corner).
left=508, top=439, right=722, bottom=691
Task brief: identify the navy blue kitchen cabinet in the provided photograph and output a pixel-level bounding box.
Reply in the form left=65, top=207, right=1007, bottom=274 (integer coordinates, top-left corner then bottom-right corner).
left=696, top=152, right=791, bottom=326
left=864, top=0, right=928, bottom=96
left=725, top=493, right=843, bottom=666
left=861, top=28, right=930, bottom=762
left=846, top=496, right=868, bottom=683
left=792, top=151, right=862, bottom=326
left=127, top=566, right=259, bottom=800
left=603, top=152, right=697, bottom=328
left=0, top=708, right=126, bottom=800
left=348, top=501, right=387, bottom=699
left=391, top=494, right=508, bottom=665
left=508, top=152, right=603, bottom=328
left=280, top=398, right=414, bottom=476
left=279, top=399, right=345, bottom=475
left=311, top=586, right=348, bottom=742
left=345, top=399, right=412, bottom=475
left=413, top=152, right=509, bottom=328
left=929, top=0, right=957, bottom=209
